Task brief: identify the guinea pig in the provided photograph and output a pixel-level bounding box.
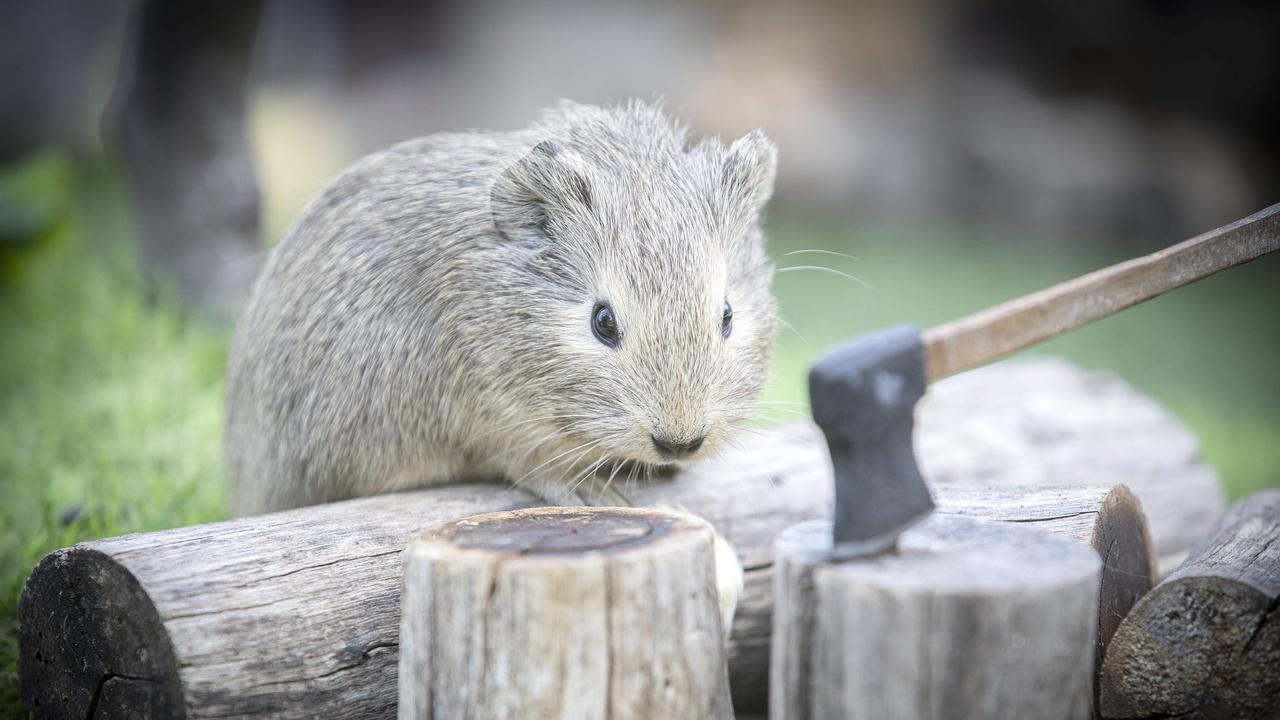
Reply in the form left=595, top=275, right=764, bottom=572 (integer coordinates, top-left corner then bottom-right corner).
left=226, top=100, right=778, bottom=516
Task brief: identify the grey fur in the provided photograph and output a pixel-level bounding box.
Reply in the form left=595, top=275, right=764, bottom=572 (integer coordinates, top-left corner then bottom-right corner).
left=226, top=101, right=778, bottom=515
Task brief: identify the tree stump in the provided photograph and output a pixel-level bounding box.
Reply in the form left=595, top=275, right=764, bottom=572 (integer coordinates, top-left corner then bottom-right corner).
left=771, top=516, right=1102, bottom=720
left=1099, top=489, right=1280, bottom=719
left=399, top=507, right=732, bottom=720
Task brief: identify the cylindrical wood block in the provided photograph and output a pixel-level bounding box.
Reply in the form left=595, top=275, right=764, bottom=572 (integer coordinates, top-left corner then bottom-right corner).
left=771, top=515, right=1102, bottom=720
left=1099, top=489, right=1280, bottom=719
left=933, top=482, right=1155, bottom=710
left=398, top=507, right=732, bottom=720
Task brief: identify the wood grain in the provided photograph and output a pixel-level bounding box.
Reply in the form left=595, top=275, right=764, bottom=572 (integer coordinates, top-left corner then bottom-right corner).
left=399, top=507, right=731, bottom=720
left=1099, top=490, right=1280, bottom=719
left=771, top=516, right=1101, bottom=720
left=923, top=202, right=1280, bottom=381
left=17, top=358, right=1215, bottom=717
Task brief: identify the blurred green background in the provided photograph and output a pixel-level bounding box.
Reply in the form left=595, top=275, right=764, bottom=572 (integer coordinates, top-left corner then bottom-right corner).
left=3, top=1, right=1279, bottom=715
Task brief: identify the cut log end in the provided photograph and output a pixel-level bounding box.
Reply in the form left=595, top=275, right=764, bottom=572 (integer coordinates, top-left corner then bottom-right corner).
left=1088, top=485, right=1157, bottom=698
left=400, top=507, right=732, bottom=720
left=420, top=506, right=692, bottom=557
left=772, top=516, right=1102, bottom=720
left=19, top=548, right=184, bottom=719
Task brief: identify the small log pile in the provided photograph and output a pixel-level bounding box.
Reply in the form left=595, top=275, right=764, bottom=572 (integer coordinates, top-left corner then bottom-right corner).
left=1099, top=490, right=1280, bottom=719
left=16, top=359, right=1224, bottom=717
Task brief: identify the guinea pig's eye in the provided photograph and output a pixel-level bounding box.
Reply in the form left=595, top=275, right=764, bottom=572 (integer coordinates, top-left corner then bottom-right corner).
left=592, top=303, right=620, bottom=348
left=721, top=301, right=733, bottom=338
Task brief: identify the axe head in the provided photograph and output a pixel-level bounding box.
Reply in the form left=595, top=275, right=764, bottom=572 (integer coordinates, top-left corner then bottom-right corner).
left=809, top=325, right=934, bottom=559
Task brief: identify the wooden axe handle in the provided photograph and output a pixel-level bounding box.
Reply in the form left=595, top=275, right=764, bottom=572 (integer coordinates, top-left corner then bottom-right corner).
left=922, top=202, right=1280, bottom=383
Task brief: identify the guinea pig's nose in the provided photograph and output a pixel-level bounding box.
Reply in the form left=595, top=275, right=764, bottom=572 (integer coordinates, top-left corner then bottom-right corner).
left=651, top=434, right=705, bottom=459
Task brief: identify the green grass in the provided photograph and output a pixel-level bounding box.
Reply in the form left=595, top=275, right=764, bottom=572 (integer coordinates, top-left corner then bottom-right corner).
left=0, top=160, right=230, bottom=716
left=0, top=166, right=1276, bottom=716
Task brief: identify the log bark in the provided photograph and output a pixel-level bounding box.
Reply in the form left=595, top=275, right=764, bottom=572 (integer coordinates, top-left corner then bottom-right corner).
left=18, top=359, right=1201, bottom=717
left=399, top=507, right=731, bottom=720
left=1099, top=489, right=1280, bottom=719
left=771, top=516, right=1101, bottom=720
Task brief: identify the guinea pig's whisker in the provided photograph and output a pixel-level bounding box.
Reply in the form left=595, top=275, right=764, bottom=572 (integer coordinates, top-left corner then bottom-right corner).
left=760, top=408, right=812, bottom=419
left=507, top=430, right=595, bottom=475
left=775, top=265, right=880, bottom=296
left=776, top=316, right=812, bottom=347
left=511, top=438, right=605, bottom=489
left=624, top=461, right=640, bottom=496
left=719, top=402, right=811, bottom=423
left=494, top=421, right=590, bottom=463
left=555, top=444, right=606, bottom=489
left=733, top=423, right=811, bottom=443
left=727, top=417, right=803, bottom=440
left=474, top=419, right=558, bottom=444
left=599, top=459, right=626, bottom=499
left=717, top=435, right=747, bottom=460
left=783, top=248, right=860, bottom=262
left=473, top=413, right=587, bottom=442
left=568, top=457, right=607, bottom=491
left=733, top=425, right=774, bottom=438
left=567, top=456, right=611, bottom=496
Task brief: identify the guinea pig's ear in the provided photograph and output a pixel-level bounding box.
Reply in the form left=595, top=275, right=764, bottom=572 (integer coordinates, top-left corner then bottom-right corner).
left=721, top=130, right=777, bottom=219
left=491, top=140, right=593, bottom=244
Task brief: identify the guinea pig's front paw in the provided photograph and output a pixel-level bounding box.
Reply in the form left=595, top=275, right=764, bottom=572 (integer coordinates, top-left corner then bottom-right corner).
left=712, top=532, right=744, bottom=638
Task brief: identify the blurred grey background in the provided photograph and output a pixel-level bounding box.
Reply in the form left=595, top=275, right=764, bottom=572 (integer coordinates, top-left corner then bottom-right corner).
left=5, top=0, right=1278, bottom=252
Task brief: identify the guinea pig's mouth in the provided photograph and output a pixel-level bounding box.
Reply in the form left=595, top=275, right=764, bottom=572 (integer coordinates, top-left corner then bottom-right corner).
left=545, top=420, right=706, bottom=476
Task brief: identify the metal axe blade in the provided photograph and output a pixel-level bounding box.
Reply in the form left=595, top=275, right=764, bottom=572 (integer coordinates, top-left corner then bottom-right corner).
left=809, top=325, right=934, bottom=559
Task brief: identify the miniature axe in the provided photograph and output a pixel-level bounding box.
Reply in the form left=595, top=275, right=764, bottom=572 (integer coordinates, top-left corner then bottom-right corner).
left=810, top=203, right=1280, bottom=559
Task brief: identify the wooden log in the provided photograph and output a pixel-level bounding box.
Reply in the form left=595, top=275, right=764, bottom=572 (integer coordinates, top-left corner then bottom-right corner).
left=771, top=515, right=1102, bottom=720
left=917, top=357, right=1225, bottom=575
left=18, top=359, right=1194, bottom=717
left=399, top=507, right=732, bottom=720
left=1099, top=489, right=1280, bottom=720
left=933, top=483, right=1155, bottom=712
